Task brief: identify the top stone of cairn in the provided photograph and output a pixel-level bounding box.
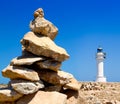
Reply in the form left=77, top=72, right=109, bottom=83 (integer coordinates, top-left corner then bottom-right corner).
left=29, top=8, right=58, bottom=40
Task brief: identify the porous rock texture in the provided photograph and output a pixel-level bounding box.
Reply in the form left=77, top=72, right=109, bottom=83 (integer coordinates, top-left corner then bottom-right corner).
left=78, top=82, right=120, bottom=104
left=1, top=82, right=120, bottom=104
left=0, top=88, right=23, bottom=102
left=10, top=56, right=44, bottom=66
left=16, top=91, right=67, bottom=104
left=29, top=8, right=58, bottom=40
left=0, top=8, right=79, bottom=104
left=21, top=31, right=69, bottom=62
left=2, top=65, right=40, bottom=81
left=10, top=79, right=44, bottom=95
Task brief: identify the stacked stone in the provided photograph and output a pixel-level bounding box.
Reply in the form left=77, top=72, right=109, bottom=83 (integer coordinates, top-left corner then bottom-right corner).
left=0, top=8, right=79, bottom=104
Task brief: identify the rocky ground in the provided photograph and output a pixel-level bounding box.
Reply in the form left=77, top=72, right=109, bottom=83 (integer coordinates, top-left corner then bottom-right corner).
left=0, top=82, right=120, bottom=104
left=78, top=82, right=120, bottom=104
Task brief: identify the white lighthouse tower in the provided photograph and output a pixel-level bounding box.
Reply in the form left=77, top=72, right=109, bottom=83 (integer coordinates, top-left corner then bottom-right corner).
left=96, top=47, right=107, bottom=82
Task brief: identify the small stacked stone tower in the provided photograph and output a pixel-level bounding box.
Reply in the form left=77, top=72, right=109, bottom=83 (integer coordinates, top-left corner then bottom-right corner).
left=0, top=8, right=79, bottom=104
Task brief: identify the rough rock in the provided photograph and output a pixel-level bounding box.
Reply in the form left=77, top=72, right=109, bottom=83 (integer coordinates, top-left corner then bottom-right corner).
left=10, top=79, right=44, bottom=95
left=22, top=48, right=36, bottom=56
left=79, top=82, right=120, bottom=104
left=21, top=31, right=69, bottom=62
left=16, top=91, right=67, bottom=104
left=33, top=8, right=44, bottom=18
left=2, top=65, right=40, bottom=81
left=38, top=69, right=74, bottom=85
left=10, top=56, right=44, bottom=66
left=80, top=82, right=104, bottom=91
left=35, top=59, right=61, bottom=71
left=0, top=89, right=23, bottom=102
left=30, top=8, right=58, bottom=40
left=64, top=78, right=80, bottom=91
left=44, top=85, right=62, bottom=92
left=21, top=49, right=61, bottom=71
left=64, top=90, right=79, bottom=104
left=0, top=7, right=80, bottom=104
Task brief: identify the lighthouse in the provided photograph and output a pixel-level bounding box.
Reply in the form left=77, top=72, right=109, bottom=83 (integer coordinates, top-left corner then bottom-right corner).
left=96, top=47, right=107, bottom=82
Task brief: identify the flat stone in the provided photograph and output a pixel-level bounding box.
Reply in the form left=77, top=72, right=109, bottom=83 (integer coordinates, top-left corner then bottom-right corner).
left=21, top=32, right=69, bottom=62
left=10, top=79, right=44, bottom=95
left=10, top=56, right=44, bottom=66
left=16, top=91, right=67, bottom=104
left=30, top=8, right=58, bottom=40
left=2, top=65, right=40, bottom=81
left=35, top=59, right=61, bottom=71
left=0, top=89, right=23, bottom=102
left=64, top=78, right=80, bottom=91
left=17, top=47, right=61, bottom=71
left=38, top=70, right=74, bottom=85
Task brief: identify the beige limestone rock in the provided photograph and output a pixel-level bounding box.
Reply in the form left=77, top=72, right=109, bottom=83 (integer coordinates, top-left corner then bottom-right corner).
left=30, top=8, right=58, bottom=40
left=21, top=49, right=61, bottom=71
left=0, top=89, right=23, bottom=102
left=2, top=65, right=40, bottom=81
left=16, top=91, right=67, bottom=104
left=35, top=59, right=61, bottom=71
left=80, top=82, right=104, bottom=91
left=21, top=32, right=69, bottom=62
left=10, top=79, right=44, bottom=95
left=38, top=70, right=73, bottom=85
left=10, top=56, right=44, bottom=66
left=64, top=78, right=80, bottom=91
left=64, top=90, right=79, bottom=104
left=78, top=82, right=120, bottom=104
left=33, top=8, right=44, bottom=18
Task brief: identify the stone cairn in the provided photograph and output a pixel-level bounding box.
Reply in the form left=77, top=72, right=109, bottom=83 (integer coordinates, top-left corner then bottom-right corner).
left=0, top=8, right=79, bottom=104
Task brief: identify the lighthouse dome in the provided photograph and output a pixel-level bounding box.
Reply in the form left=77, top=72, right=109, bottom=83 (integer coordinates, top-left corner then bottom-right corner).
left=97, top=47, right=103, bottom=53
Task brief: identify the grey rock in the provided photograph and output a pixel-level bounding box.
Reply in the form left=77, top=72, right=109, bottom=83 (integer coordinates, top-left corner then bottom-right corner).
left=10, top=79, right=44, bottom=95
left=38, top=70, right=74, bottom=85
left=35, top=59, right=61, bottom=71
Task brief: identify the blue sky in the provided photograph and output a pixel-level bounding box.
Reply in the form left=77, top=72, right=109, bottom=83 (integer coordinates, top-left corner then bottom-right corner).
left=0, top=0, right=120, bottom=83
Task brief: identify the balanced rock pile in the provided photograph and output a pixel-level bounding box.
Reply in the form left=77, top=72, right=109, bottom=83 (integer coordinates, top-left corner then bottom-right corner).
left=0, top=8, right=79, bottom=104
